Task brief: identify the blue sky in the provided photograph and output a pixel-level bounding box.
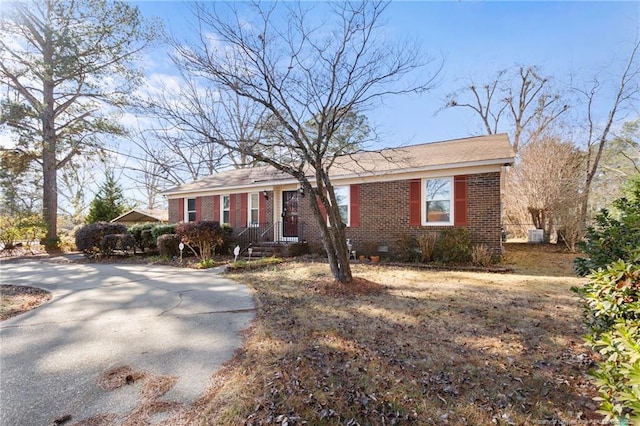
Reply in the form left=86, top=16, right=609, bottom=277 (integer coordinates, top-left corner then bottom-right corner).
left=132, top=1, right=639, bottom=148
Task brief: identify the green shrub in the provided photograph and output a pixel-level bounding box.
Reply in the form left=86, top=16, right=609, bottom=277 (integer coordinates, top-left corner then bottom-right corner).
left=157, top=233, right=180, bottom=258
left=75, top=222, right=128, bottom=257
left=0, top=214, right=46, bottom=251
left=152, top=223, right=176, bottom=240
left=572, top=177, right=640, bottom=422
left=216, top=223, right=234, bottom=255
left=433, top=228, right=471, bottom=264
left=287, top=241, right=310, bottom=257
left=573, top=259, right=640, bottom=423
left=128, top=223, right=158, bottom=252
left=394, top=237, right=421, bottom=263
left=195, top=258, right=218, bottom=269
left=575, top=177, right=640, bottom=276
left=100, top=233, right=135, bottom=257
left=176, top=221, right=224, bottom=261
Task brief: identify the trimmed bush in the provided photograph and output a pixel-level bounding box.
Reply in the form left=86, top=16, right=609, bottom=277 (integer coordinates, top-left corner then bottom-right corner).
left=128, top=223, right=157, bottom=252
left=433, top=228, right=472, bottom=264
left=157, top=233, right=180, bottom=258
left=75, top=222, right=127, bottom=257
left=152, top=224, right=176, bottom=240
left=216, top=223, right=235, bottom=255
left=100, top=233, right=135, bottom=257
left=176, top=221, right=224, bottom=261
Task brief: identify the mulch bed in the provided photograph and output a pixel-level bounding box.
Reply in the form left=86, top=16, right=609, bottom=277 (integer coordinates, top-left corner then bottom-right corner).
left=0, top=284, right=52, bottom=320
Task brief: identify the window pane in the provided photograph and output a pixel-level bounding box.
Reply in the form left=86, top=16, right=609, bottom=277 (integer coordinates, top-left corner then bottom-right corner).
left=335, top=187, right=348, bottom=205
left=426, top=201, right=450, bottom=222
left=251, top=193, right=259, bottom=205
left=251, top=210, right=259, bottom=225
left=223, top=196, right=230, bottom=210
left=425, top=179, right=450, bottom=201
left=187, top=198, right=196, bottom=211
left=223, top=211, right=230, bottom=224
left=188, top=212, right=196, bottom=222
left=424, top=179, right=451, bottom=223
left=338, top=205, right=348, bottom=223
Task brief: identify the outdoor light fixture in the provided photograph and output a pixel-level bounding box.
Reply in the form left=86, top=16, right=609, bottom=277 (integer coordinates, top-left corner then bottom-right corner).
left=262, top=190, right=269, bottom=200
left=298, top=187, right=305, bottom=197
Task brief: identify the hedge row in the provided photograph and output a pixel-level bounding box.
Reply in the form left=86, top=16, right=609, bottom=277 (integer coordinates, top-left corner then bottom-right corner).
left=75, top=221, right=233, bottom=259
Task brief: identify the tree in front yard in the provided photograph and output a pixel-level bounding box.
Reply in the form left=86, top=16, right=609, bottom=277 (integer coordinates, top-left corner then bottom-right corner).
left=162, top=1, right=439, bottom=284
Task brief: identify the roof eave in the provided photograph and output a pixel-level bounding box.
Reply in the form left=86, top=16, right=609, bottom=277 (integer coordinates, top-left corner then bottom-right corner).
left=162, top=157, right=514, bottom=197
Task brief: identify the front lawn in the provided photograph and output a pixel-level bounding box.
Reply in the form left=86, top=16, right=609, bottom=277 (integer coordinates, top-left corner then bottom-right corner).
left=171, top=244, right=598, bottom=425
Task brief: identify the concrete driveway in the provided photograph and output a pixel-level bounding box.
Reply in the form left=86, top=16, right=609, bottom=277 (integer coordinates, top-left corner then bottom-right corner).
left=0, top=258, right=255, bottom=425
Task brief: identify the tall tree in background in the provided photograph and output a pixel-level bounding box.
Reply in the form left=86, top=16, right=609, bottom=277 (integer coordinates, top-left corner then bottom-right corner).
left=170, top=1, right=438, bottom=283
left=85, top=171, right=126, bottom=223
left=445, top=65, right=569, bottom=152
left=0, top=0, right=156, bottom=250
left=589, top=119, right=640, bottom=215
left=445, top=65, right=570, bottom=240
left=575, top=41, right=640, bottom=233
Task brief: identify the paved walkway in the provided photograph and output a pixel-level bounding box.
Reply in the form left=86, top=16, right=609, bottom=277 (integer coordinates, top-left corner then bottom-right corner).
left=0, top=259, right=255, bottom=425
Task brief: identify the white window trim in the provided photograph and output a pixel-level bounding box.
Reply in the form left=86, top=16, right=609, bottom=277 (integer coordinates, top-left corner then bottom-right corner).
left=248, top=192, right=260, bottom=227
left=186, top=197, right=196, bottom=223
left=221, top=195, right=230, bottom=225
left=329, top=186, right=350, bottom=227
left=422, top=177, right=454, bottom=226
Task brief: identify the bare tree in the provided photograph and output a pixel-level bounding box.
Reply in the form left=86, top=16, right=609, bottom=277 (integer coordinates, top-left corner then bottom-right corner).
left=504, top=137, right=584, bottom=248
left=169, top=1, right=439, bottom=284
left=575, top=41, right=640, bottom=232
left=445, top=65, right=569, bottom=152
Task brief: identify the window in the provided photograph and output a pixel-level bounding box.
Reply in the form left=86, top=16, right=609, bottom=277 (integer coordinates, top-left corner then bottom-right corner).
left=186, top=198, right=196, bottom=222
left=423, top=178, right=452, bottom=225
left=221, top=195, right=230, bottom=224
left=249, top=193, right=259, bottom=226
left=334, top=186, right=350, bottom=226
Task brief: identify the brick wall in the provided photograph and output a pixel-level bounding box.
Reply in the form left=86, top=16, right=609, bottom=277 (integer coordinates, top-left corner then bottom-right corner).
left=301, top=171, right=503, bottom=258
left=168, top=198, right=179, bottom=223
left=200, top=196, right=214, bottom=221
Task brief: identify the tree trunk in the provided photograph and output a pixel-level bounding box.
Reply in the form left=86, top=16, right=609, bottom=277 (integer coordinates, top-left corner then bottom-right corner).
left=42, top=78, right=59, bottom=251
left=307, top=185, right=353, bottom=284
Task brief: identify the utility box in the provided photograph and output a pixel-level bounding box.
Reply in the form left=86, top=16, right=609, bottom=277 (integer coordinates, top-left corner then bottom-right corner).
left=528, top=229, right=544, bottom=243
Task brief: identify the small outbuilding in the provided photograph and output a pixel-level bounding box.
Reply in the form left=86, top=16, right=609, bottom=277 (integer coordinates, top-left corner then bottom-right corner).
left=110, top=209, right=169, bottom=226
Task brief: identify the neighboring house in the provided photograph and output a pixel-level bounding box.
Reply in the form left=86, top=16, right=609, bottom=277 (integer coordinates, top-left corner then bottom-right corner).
left=110, top=209, right=169, bottom=226
left=162, top=134, right=515, bottom=258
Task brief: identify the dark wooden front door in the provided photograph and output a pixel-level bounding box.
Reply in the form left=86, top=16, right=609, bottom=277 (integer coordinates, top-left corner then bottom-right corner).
left=282, top=190, right=299, bottom=238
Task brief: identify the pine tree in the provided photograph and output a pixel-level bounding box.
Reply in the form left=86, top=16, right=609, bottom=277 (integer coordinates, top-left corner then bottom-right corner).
left=86, top=171, right=127, bottom=223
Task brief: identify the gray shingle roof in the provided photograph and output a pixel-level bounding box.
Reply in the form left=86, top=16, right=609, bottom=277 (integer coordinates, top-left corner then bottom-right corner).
left=163, top=133, right=514, bottom=195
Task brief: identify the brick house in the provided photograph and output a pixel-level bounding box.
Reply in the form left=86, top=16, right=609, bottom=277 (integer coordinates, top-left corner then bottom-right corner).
left=163, top=134, right=515, bottom=258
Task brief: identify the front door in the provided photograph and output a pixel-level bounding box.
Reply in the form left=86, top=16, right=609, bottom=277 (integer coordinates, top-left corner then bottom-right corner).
left=282, top=190, right=299, bottom=238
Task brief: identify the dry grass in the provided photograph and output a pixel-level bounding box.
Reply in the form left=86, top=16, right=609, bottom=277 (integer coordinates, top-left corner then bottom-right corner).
left=0, top=284, right=51, bottom=320
left=172, top=243, right=599, bottom=425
